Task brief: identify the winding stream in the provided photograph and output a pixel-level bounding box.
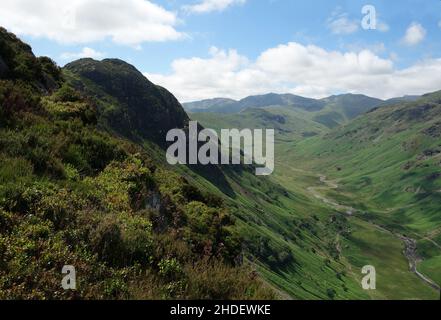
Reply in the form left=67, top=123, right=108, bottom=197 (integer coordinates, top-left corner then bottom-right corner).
left=308, top=175, right=441, bottom=292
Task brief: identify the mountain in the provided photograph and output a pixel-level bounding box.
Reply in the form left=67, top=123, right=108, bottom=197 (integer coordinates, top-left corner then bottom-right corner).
left=186, top=92, right=385, bottom=129
left=64, top=58, right=188, bottom=146
left=61, top=55, right=441, bottom=300
left=190, top=94, right=384, bottom=143
left=194, top=90, right=441, bottom=299
left=292, top=90, right=441, bottom=229
left=2, top=27, right=439, bottom=300
left=0, top=27, right=61, bottom=92
left=192, top=107, right=329, bottom=145
left=2, top=28, right=371, bottom=301
left=1, top=28, right=396, bottom=301
left=383, top=95, right=421, bottom=105
left=237, top=93, right=325, bottom=111
left=185, top=93, right=325, bottom=113
left=313, top=94, right=384, bottom=128
left=282, top=91, right=441, bottom=292
left=0, top=27, right=274, bottom=300
left=184, top=98, right=237, bottom=111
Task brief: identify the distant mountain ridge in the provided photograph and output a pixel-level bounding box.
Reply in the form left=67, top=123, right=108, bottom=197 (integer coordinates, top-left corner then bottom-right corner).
left=2, top=25, right=440, bottom=301
left=186, top=92, right=389, bottom=129
left=184, top=93, right=325, bottom=113
left=184, top=93, right=422, bottom=117
left=183, top=98, right=237, bottom=111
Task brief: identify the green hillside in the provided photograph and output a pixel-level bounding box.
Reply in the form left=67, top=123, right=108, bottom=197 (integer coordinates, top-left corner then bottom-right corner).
left=0, top=28, right=375, bottom=301
left=187, top=93, right=384, bottom=129
left=0, top=27, right=273, bottom=300
left=184, top=93, right=325, bottom=114
left=62, top=55, right=375, bottom=300
left=284, top=93, right=441, bottom=293
left=1, top=27, right=439, bottom=300
left=289, top=91, right=441, bottom=234
left=313, top=94, right=383, bottom=128
left=194, top=92, right=441, bottom=299
left=63, top=58, right=189, bottom=147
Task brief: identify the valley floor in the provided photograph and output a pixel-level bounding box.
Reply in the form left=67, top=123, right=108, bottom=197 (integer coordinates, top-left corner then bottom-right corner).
left=272, top=162, right=440, bottom=300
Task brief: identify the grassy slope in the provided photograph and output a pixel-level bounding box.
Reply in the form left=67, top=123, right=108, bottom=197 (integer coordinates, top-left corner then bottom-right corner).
left=0, top=29, right=277, bottom=300
left=288, top=93, right=441, bottom=234
left=190, top=93, right=383, bottom=129
left=185, top=110, right=372, bottom=299
left=194, top=98, right=441, bottom=299
left=282, top=93, right=441, bottom=295
left=0, top=87, right=279, bottom=299
left=4, top=27, right=437, bottom=300
left=272, top=164, right=437, bottom=299
left=62, top=60, right=375, bottom=299
left=185, top=166, right=371, bottom=299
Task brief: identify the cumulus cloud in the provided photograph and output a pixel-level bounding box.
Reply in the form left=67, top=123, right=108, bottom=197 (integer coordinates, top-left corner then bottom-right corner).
left=328, top=8, right=389, bottom=34
left=183, top=0, right=246, bottom=14
left=327, top=10, right=359, bottom=35
left=377, top=20, right=390, bottom=32
left=0, top=0, right=184, bottom=46
left=402, top=22, right=426, bottom=46
left=60, top=47, right=105, bottom=60
left=146, top=43, right=441, bottom=102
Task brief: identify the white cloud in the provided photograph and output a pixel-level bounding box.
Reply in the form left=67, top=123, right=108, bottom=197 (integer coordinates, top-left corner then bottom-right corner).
left=342, top=42, right=386, bottom=55
left=184, top=0, right=246, bottom=14
left=146, top=43, right=441, bottom=102
left=0, top=0, right=184, bottom=46
left=327, top=10, right=359, bottom=35
left=60, top=47, right=105, bottom=60
left=377, top=20, right=390, bottom=32
left=328, top=8, right=389, bottom=34
left=402, top=22, right=426, bottom=46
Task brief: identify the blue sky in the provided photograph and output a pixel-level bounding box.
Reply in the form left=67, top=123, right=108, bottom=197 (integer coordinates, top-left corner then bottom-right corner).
left=1, top=0, right=441, bottom=101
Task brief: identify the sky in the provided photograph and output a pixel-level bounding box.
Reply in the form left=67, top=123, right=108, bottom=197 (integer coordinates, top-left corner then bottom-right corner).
left=1, top=0, right=441, bottom=102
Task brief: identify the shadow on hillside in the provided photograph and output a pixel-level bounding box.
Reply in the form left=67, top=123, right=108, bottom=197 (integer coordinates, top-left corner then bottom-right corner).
left=187, top=163, right=237, bottom=199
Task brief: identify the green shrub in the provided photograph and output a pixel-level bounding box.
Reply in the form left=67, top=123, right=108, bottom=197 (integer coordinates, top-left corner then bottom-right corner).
left=0, top=157, right=34, bottom=184
left=121, top=215, right=154, bottom=265
left=158, top=258, right=183, bottom=281
left=52, top=84, right=82, bottom=103
left=0, top=80, right=41, bottom=117
left=184, top=260, right=275, bottom=300
left=0, top=209, right=13, bottom=232
left=90, top=214, right=154, bottom=267
left=0, top=28, right=267, bottom=300
left=90, top=215, right=125, bottom=266
left=327, top=288, right=337, bottom=300
left=184, top=202, right=240, bottom=263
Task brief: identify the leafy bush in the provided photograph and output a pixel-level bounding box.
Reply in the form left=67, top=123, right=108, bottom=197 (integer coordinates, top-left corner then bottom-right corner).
left=52, top=83, right=82, bottom=103
left=0, top=28, right=273, bottom=300
left=184, top=201, right=240, bottom=262
left=158, top=258, right=183, bottom=281
left=0, top=80, right=42, bottom=118
left=184, top=260, right=275, bottom=300
left=0, top=209, right=13, bottom=232
left=0, top=156, right=34, bottom=184
left=89, top=213, right=153, bottom=267
left=90, top=215, right=125, bottom=266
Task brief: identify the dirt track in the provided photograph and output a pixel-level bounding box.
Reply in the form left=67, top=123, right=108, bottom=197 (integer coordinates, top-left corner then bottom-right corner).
left=307, top=175, right=441, bottom=293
